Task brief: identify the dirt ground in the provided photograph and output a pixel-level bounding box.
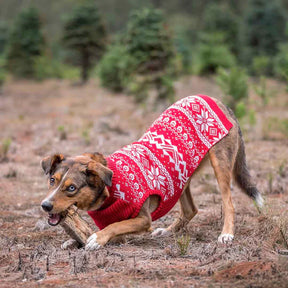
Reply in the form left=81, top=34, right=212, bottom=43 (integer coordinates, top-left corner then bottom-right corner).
left=0, top=77, right=288, bottom=288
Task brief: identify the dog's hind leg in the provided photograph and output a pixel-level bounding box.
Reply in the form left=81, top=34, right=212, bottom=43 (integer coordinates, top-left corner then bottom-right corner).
left=152, top=178, right=198, bottom=237
left=209, top=140, right=237, bottom=244
left=209, top=105, right=262, bottom=243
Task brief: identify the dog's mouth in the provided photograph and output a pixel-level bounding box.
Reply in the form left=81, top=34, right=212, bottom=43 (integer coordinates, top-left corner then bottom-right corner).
left=47, top=210, right=70, bottom=226
left=47, top=204, right=77, bottom=226
left=48, top=213, right=64, bottom=226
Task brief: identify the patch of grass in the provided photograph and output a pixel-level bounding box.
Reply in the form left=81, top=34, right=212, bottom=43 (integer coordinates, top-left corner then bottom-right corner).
left=4, top=168, right=17, bottom=178
left=61, top=65, right=80, bottom=80
left=176, top=234, right=190, bottom=256
left=215, top=66, right=248, bottom=111
left=82, top=129, right=90, bottom=145
left=278, top=160, right=287, bottom=178
left=18, top=114, right=24, bottom=121
left=252, top=55, right=271, bottom=76
left=193, top=32, right=236, bottom=75
left=279, top=220, right=288, bottom=249
left=267, top=172, right=273, bottom=194
left=253, top=76, right=276, bottom=106
left=262, top=117, right=288, bottom=140
left=248, top=109, right=257, bottom=126
left=234, top=101, right=246, bottom=119
left=262, top=204, right=288, bottom=250
left=0, top=138, right=12, bottom=161
left=34, top=56, right=80, bottom=81
left=57, top=125, right=67, bottom=141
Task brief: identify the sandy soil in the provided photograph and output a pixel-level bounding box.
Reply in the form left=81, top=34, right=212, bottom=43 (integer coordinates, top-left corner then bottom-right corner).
left=0, top=77, right=287, bottom=287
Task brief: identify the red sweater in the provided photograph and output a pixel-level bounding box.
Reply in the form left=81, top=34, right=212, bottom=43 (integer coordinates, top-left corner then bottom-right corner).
left=88, top=95, right=233, bottom=230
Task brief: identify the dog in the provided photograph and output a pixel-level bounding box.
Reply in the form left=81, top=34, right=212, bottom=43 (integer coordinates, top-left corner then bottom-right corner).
left=40, top=95, right=263, bottom=250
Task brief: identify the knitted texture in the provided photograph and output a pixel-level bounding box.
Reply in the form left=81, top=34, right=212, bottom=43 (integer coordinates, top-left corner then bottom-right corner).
left=88, top=95, right=233, bottom=230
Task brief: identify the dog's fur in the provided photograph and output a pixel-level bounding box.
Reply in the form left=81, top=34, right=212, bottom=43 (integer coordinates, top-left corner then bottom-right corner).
left=41, top=97, right=262, bottom=250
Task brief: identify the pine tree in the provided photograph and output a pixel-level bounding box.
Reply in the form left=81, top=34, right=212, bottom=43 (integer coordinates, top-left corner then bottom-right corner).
left=62, top=1, right=107, bottom=83
left=125, top=8, right=174, bottom=74
left=203, top=3, right=239, bottom=55
left=124, top=8, right=176, bottom=101
left=242, top=0, right=286, bottom=62
left=6, top=7, right=44, bottom=78
left=0, top=21, right=9, bottom=55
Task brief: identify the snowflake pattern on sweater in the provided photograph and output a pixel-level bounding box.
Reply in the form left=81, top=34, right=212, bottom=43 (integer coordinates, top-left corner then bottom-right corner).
left=88, top=95, right=233, bottom=230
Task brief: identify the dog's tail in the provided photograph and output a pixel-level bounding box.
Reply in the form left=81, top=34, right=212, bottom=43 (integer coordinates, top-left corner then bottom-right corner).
left=233, top=125, right=264, bottom=208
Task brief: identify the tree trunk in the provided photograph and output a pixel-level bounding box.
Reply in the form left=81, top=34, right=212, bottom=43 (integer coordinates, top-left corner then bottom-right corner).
left=81, top=49, right=90, bottom=84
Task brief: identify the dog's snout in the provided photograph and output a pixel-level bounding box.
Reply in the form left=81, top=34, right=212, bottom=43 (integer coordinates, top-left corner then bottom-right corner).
left=41, top=201, right=53, bottom=212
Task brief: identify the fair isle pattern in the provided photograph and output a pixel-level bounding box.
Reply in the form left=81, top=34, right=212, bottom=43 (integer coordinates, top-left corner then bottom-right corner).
left=169, top=95, right=230, bottom=148
left=140, top=131, right=189, bottom=189
left=118, top=143, right=175, bottom=199
left=88, top=95, right=233, bottom=229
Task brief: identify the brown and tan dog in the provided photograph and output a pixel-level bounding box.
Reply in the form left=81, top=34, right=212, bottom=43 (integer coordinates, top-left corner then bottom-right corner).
left=40, top=96, right=263, bottom=250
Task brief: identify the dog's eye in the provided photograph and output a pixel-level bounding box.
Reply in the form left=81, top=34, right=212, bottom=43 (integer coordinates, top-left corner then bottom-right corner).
left=67, top=185, right=76, bottom=193
left=50, top=177, right=55, bottom=186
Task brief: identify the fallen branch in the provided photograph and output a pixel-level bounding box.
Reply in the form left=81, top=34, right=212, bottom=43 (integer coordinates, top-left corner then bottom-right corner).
left=60, top=206, right=93, bottom=246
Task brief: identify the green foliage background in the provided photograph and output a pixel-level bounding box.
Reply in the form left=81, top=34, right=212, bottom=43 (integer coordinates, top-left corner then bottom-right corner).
left=62, top=0, right=107, bottom=83
left=6, top=7, right=44, bottom=78
left=98, top=8, right=176, bottom=101
left=1, top=0, right=288, bottom=104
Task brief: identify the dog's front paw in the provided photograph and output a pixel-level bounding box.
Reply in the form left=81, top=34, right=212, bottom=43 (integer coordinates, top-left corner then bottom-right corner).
left=218, top=233, right=234, bottom=244
left=151, top=228, right=172, bottom=237
left=85, top=233, right=102, bottom=251
left=61, top=239, right=78, bottom=250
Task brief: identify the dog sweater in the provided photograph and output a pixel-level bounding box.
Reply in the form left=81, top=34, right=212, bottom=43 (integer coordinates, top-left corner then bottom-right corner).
left=88, top=95, right=233, bottom=230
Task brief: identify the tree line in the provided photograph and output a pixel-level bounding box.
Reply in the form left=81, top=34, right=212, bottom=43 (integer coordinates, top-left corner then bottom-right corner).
left=0, top=0, right=288, bottom=106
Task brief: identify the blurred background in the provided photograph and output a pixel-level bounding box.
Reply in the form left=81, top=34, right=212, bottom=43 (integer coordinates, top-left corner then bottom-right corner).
left=0, top=0, right=288, bottom=102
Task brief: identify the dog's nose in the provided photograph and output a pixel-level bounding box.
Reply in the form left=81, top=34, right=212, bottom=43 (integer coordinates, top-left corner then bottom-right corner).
left=41, top=201, right=53, bottom=212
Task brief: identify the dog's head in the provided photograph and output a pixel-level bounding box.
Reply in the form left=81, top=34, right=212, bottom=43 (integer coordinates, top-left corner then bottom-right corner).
left=40, top=152, right=112, bottom=226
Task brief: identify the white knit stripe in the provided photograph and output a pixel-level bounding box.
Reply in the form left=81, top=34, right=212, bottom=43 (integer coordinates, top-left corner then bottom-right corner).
left=117, top=149, right=154, bottom=190
left=172, top=105, right=212, bottom=149
left=151, top=113, right=200, bottom=169
left=193, top=95, right=229, bottom=134
left=118, top=143, right=175, bottom=198
left=136, top=144, right=175, bottom=197
left=140, top=131, right=189, bottom=189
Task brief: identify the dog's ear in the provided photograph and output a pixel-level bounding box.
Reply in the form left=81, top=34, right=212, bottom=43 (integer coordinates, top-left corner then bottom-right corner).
left=41, top=154, right=65, bottom=175
left=87, top=161, right=113, bottom=187
left=82, top=152, right=106, bottom=165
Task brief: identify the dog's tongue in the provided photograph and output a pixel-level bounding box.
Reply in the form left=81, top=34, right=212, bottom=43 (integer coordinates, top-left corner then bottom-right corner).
left=48, top=213, right=61, bottom=226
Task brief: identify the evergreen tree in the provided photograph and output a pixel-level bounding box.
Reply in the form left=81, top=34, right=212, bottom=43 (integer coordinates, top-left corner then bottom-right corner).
left=125, top=8, right=174, bottom=74
left=6, top=7, right=44, bottom=78
left=203, top=3, right=239, bottom=55
left=62, top=1, right=107, bottom=83
left=124, top=8, right=176, bottom=101
left=0, top=21, right=9, bottom=55
left=242, top=0, right=286, bottom=62
left=194, top=33, right=236, bottom=75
